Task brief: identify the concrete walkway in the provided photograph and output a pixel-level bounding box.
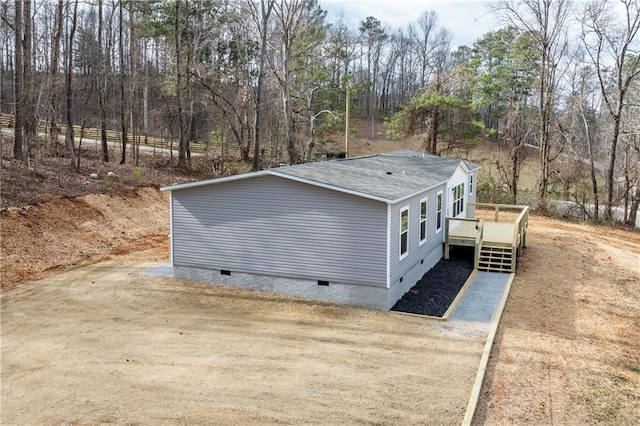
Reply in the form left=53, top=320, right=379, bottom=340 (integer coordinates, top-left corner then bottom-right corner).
left=447, top=270, right=515, bottom=425
left=141, top=264, right=174, bottom=277
left=450, top=271, right=513, bottom=323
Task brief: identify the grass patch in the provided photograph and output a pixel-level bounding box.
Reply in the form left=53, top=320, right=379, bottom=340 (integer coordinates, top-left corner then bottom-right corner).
left=615, top=277, right=639, bottom=300
left=132, top=167, right=144, bottom=185
left=620, top=361, right=640, bottom=374
left=582, top=380, right=624, bottom=423
left=102, top=174, right=113, bottom=187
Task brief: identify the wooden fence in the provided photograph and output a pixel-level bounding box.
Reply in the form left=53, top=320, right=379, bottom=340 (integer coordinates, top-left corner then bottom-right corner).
left=0, top=112, right=256, bottom=157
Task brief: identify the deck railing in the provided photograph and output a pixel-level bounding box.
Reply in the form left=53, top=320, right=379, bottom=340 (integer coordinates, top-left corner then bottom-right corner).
left=474, top=220, right=484, bottom=269
left=446, top=203, right=530, bottom=272
left=444, top=217, right=484, bottom=267
left=468, top=202, right=529, bottom=251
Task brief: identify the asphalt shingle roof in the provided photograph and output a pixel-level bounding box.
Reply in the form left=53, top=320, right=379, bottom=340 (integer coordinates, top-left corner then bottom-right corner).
left=271, top=151, right=479, bottom=202
left=162, top=150, right=480, bottom=203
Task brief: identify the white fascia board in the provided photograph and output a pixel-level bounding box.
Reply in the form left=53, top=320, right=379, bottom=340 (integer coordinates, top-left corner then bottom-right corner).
left=160, top=170, right=270, bottom=192
left=464, top=160, right=482, bottom=172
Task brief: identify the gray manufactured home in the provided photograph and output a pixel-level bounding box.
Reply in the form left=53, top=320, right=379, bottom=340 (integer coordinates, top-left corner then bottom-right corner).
left=161, top=151, right=480, bottom=310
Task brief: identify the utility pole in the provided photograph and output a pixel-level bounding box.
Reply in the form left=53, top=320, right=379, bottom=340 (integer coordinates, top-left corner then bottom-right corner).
left=345, top=85, right=350, bottom=158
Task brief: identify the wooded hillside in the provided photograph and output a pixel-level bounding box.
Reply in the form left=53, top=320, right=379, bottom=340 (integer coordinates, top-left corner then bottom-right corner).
left=1, top=0, right=639, bottom=224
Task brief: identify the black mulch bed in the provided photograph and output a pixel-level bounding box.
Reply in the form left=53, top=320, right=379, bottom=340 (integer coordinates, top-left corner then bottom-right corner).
left=391, top=247, right=474, bottom=317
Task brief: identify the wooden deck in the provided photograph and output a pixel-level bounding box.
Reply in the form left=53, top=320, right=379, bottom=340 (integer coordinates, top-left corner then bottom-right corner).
left=448, top=221, right=514, bottom=245
left=445, top=203, right=529, bottom=273
left=482, top=222, right=515, bottom=245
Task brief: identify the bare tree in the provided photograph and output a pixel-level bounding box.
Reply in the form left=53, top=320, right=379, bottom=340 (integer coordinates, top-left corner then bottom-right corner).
left=359, top=16, right=388, bottom=139
left=97, top=0, right=109, bottom=162
left=409, top=11, right=438, bottom=89
left=118, top=0, right=127, bottom=164
left=175, top=0, right=190, bottom=168
left=496, top=103, right=532, bottom=204
left=129, top=0, right=139, bottom=165
left=625, top=137, right=640, bottom=225
left=249, top=0, right=274, bottom=171
left=494, top=0, right=570, bottom=212
left=271, top=0, right=326, bottom=164
left=574, top=62, right=602, bottom=219
left=581, top=0, right=640, bottom=220
left=47, top=0, right=64, bottom=154
left=13, top=0, right=23, bottom=160
left=23, top=0, right=35, bottom=162
left=424, top=28, right=452, bottom=154
left=66, top=0, right=79, bottom=168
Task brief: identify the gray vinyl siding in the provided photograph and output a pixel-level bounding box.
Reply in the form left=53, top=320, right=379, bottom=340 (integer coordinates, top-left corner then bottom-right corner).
left=171, top=175, right=388, bottom=287
left=389, top=184, right=447, bottom=284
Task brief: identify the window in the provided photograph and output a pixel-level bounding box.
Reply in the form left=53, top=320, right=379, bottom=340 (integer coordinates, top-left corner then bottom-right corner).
left=436, top=191, right=443, bottom=233
left=399, top=207, right=409, bottom=260
left=419, top=198, right=427, bottom=245
left=469, top=174, right=474, bottom=195
left=452, top=183, right=465, bottom=217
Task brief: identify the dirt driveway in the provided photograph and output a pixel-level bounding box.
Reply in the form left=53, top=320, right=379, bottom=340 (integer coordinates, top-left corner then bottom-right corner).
left=1, top=250, right=487, bottom=425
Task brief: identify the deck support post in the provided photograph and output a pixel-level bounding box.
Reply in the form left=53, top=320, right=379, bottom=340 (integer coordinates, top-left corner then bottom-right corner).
left=448, top=203, right=529, bottom=273
left=444, top=219, right=450, bottom=259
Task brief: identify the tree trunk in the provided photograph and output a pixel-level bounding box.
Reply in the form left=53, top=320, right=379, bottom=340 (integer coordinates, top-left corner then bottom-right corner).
left=118, top=0, right=127, bottom=165
left=252, top=0, right=272, bottom=171
left=511, top=144, right=521, bottom=205
left=431, top=106, right=439, bottom=154
left=282, top=45, right=297, bottom=164
left=48, top=0, right=64, bottom=153
left=537, top=48, right=551, bottom=213
left=23, top=0, right=35, bottom=163
left=143, top=58, right=149, bottom=151
left=98, top=0, right=109, bottom=162
left=13, top=0, right=23, bottom=160
left=627, top=183, right=639, bottom=226
left=284, top=87, right=298, bottom=164
left=579, top=99, right=599, bottom=220
left=175, top=0, right=189, bottom=168
left=603, top=115, right=621, bottom=220
left=66, top=0, right=79, bottom=169
left=129, top=0, right=138, bottom=166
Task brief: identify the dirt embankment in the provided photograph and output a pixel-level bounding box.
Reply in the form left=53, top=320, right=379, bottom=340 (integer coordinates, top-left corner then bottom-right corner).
left=0, top=187, right=169, bottom=288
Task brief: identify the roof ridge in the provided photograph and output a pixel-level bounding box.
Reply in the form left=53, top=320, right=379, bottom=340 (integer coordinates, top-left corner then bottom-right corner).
left=162, top=151, right=480, bottom=204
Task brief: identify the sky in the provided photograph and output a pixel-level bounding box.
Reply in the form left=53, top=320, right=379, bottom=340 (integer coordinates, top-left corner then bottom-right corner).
left=320, top=0, right=500, bottom=48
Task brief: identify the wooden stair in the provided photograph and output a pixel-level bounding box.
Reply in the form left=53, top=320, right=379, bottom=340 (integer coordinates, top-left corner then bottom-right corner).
left=477, top=244, right=514, bottom=273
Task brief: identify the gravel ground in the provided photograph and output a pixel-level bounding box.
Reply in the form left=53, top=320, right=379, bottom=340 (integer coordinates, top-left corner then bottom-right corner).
left=392, top=247, right=474, bottom=317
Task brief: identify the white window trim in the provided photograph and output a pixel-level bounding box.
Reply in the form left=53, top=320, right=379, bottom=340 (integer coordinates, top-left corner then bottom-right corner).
left=436, top=190, right=443, bottom=234
left=399, top=205, right=409, bottom=261
left=453, top=183, right=465, bottom=217
left=419, top=197, right=428, bottom=246
left=469, top=173, right=474, bottom=195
